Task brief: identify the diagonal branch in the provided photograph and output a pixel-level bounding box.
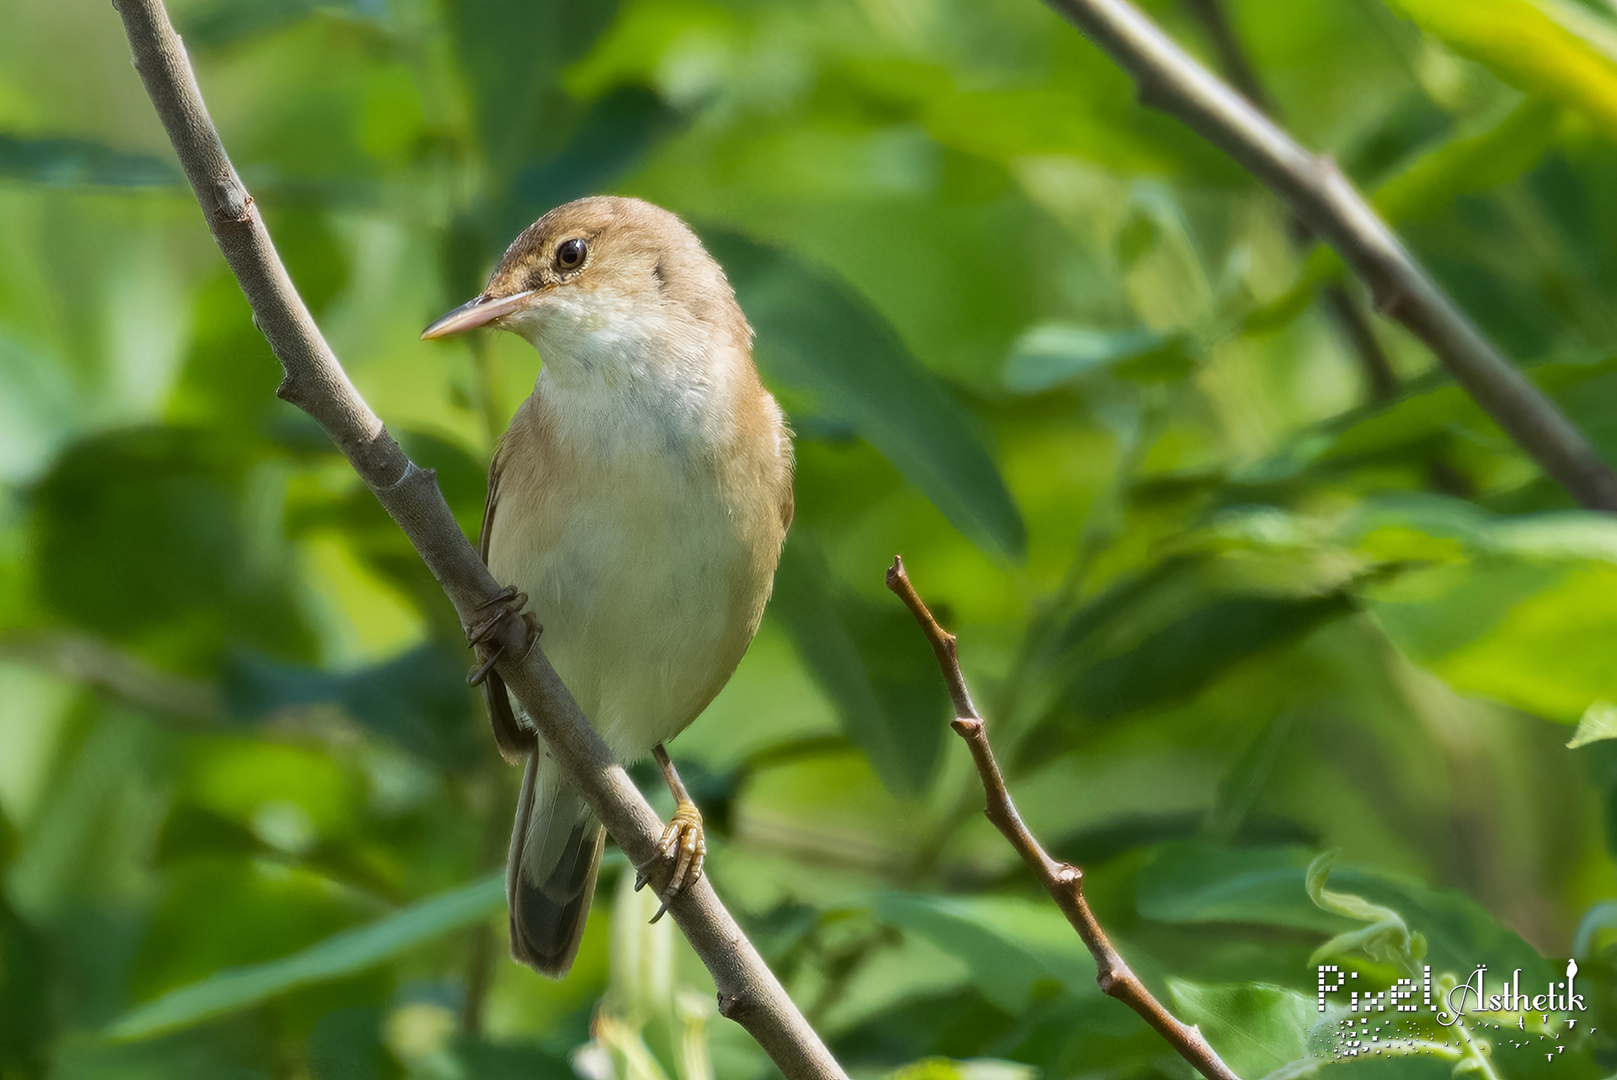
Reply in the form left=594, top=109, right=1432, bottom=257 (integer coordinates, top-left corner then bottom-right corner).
left=1045, top=0, right=1617, bottom=511
left=109, top=3, right=844, bottom=1078
left=887, top=557, right=1241, bottom=1080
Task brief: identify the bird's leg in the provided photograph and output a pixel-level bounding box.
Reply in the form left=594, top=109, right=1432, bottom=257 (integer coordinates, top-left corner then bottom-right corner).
left=463, top=585, right=538, bottom=686
left=636, top=743, right=705, bottom=923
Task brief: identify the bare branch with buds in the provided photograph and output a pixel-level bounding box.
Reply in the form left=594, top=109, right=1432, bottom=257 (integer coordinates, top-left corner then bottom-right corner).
left=888, top=556, right=1242, bottom=1080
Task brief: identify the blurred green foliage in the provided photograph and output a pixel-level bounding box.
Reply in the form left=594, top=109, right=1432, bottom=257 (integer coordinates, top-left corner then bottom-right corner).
left=7, top=0, right=1617, bottom=1078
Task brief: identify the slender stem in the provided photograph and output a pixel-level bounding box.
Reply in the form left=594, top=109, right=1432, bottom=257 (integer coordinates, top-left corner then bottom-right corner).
left=1047, top=0, right=1617, bottom=510
left=110, top=4, right=843, bottom=1077
left=887, top=557, right=1241, bottom=1080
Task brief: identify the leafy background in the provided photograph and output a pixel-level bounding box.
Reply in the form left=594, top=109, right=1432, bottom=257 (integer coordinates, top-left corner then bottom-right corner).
left=5, top=0, right=1617, bottom=1078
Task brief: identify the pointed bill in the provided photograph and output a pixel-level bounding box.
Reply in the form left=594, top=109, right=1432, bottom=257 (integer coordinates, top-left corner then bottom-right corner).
left=420, top=290, right=536, bottom=340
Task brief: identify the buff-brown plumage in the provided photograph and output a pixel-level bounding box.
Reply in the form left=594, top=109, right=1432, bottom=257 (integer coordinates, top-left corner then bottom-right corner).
left=425, top=196, right=792, bottom=976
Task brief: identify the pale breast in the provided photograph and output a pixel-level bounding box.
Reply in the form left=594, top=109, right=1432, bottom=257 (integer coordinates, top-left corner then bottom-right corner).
left=486, top=371, right=788, bottom=763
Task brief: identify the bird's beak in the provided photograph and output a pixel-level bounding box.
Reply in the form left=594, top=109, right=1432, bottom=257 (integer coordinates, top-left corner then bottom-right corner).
left=420, top=290, right=537, bottom=340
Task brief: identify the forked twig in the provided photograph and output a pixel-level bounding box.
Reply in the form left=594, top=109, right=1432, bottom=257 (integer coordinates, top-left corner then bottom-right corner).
left=887, top=556, right=1240, bottom=1080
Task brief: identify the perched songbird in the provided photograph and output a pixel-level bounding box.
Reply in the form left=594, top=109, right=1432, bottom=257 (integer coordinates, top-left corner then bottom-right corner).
left=422, top=197, right=794, bottom=976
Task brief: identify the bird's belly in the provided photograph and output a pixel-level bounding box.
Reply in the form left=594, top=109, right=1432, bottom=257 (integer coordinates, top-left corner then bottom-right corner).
left=487, top=453, right=756, bottom=763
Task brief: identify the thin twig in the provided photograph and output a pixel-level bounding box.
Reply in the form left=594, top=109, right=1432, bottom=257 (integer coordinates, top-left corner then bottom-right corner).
left=1045, top=0, right=1617, bottom=510
left=110, top=4, right=843, bottom=1077
left=886, top=557, right=1241, bottom=1080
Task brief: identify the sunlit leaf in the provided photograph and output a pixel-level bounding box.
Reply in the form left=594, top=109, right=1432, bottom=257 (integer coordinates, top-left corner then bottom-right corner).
left=1349, top=496, right=1617, bottom=721
left=705, top=231, right=1026, bottom=560
left=873, top=892, right=1097, bottom=1013
left=1373, top=99, right=1562, bottom=224
left=107, top=874, right=503, bottom=1039
left=1568, top=701, right=1617, bottom=747
left=1384, top=0, right=1617, bottom=141
left=1169, top=980, right=1311, bottom=1080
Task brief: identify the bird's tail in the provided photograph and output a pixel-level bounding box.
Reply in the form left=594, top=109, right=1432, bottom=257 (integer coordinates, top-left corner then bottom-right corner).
left=506, top=751, right=605, bottom=977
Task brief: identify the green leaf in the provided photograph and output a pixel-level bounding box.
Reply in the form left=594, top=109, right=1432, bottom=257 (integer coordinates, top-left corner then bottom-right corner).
left=306, top=1007, right=394, bottom=1080
left=1572, top=899, right=1617, bottom=957
left=178, top=0, right=388, bottom=48
left=1169, top=980, right=1311, bottom=1080
left=1349, top=496, right=1617, bottom=721
left=0, top=134, right=179, bottom=188
left=1383, top=0, right=1617, bottom=141
left=890, top=1058, right=1037, bottom=1080
left=705, top=230, right=1026, bottom=560
left=107, top=874, right=503, bottom=1039
left=1372, top=99, right=1562, bottom=225
left=503, top=86, right=682, bottom=237
left=1136, top=842, right=1548, bottom=982
left=31, top=426, right=315, bottom=667
left=0, top=885, right=49, bottom=1077
left=873, top=892, right=1097, bottom=1013
left=1002, top=325, right=1196, bottom=394
left=223, top=643, right=478, bottom=765
left=1569, top=701, right=1617, bottom=747
left=1065, top=592, right=1352, bottom=722
left=770, top=534, right=946, bottom=796
left=1137, top=843, right=1353, bottom=934
left=1305, top=851, right=1426, bottom=968
left=446, top=0, right=619, bottom=174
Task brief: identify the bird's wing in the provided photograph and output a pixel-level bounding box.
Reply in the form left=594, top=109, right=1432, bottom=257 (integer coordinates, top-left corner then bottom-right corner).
left=480, top=442, right=535, bottom=763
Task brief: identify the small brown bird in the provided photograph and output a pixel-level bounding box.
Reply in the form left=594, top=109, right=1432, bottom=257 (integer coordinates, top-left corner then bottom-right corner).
left=422, top=196, right=794, bottom=976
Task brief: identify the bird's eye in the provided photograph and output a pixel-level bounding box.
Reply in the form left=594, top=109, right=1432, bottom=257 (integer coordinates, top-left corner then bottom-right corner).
left=555, top=238, right=586, bottom=271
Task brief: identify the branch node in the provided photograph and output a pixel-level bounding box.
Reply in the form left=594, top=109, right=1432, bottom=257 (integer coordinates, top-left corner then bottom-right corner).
left=893, top=555, right=1241, bottom=1080
left=274, top=374, right=298, bottom=404
left=211, top=177, right=253, bottom=223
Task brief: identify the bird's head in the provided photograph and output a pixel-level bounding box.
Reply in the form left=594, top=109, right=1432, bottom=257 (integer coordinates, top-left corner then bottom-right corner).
left=421, top=196, right=748, bottom=376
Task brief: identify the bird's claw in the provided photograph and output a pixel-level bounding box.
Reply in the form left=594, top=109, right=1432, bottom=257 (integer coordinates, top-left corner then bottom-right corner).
left=464, top=585, right=538, bottom=686
left=635, top=798, right=705, bottom=923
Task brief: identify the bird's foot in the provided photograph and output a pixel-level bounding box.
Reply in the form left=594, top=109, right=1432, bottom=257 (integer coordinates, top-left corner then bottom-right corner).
left=464, top=585, right=538, bottom=686
left=636, top=798, right=705, bottom=923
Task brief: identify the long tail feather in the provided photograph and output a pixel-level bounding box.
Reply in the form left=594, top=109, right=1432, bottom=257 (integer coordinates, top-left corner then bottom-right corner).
left=506, top=753, right=605, bottom=977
